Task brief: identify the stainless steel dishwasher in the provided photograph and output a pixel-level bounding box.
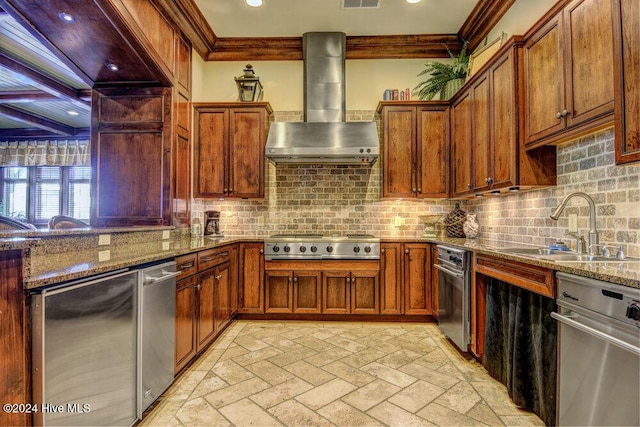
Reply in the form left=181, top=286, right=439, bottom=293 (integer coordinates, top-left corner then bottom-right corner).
left=435, top=245, right=471, bottom=352
left=32, top=269, right=139, bottom=426
left=552, top=272, right=640, bottom=426
left=138, top=261, right=178, bottom=416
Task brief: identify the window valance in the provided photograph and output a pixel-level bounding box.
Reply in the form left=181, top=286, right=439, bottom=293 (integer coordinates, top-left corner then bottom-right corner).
left=0, top=140, right=90, bottom=167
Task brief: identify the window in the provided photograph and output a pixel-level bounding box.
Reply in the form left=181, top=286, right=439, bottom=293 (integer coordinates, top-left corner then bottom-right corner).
left=1, top=166, right=91, bottom=226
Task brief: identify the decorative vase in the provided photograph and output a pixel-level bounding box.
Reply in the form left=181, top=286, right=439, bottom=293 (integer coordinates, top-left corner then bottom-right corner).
left=463, top=214, right=480, bottom=239
left=442, top=78, right=466, bottom=100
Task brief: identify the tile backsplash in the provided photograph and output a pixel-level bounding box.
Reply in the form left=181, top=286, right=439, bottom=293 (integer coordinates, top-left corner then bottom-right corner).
left=193, top=111, right=639, bottom=256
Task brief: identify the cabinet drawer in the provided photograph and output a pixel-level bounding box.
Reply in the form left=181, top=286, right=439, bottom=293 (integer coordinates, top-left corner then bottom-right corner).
left=175, top=253, right=197, bottom=280
left=198, top=246, right=232, bottom=271
left=474, top=254, right=555, bottom=298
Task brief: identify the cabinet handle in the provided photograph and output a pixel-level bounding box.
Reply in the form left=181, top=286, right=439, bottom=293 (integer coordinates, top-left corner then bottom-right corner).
left=417, top=188, right=422, bottom=193
left=556, top=112, right=562, bottom=119
left=405, top=249, right=410, bottom=254
left=178, top=261, right=194, bottom=270
left=293, top=276, right=298, bottom=283
left=200, top=251, right=229, bottom=263
left=412, top=187, right=417, bottom=192
left=561, top=109, right=569, bottom=117
left=259, top=249, right=264, bottom=254
left=215, top=274, right=222, bottom=280
left=195, top=284, right=200, bottom=291
left=467, top=183, right=472, bottom=189
left=288, top=277, right=292, bottom=283
left=485, top=177, right=493, bottom=184
left=229, top=188, right=233, bottom=193
left=381, top=248, right=386, bottom=254
left=223, top=188, right=228, bottom=192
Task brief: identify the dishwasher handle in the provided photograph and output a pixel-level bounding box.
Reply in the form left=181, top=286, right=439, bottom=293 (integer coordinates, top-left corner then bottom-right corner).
left=146, top=271, right=181, bottom=284
left=434, top=263, right=464, bottom=279
left=551, top=311, right=640, bottom=356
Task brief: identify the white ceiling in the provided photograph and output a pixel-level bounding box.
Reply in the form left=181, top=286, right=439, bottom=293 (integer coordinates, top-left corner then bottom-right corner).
left=195, top=0, right=479, bottom=38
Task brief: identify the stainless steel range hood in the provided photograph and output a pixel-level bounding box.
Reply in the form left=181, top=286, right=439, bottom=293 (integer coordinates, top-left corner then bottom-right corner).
left=265, top=32, right=379, bottom=165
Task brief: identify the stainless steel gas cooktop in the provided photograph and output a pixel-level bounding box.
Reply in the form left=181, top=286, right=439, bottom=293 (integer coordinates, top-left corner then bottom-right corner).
left=264, top=234, right=380, bottom=260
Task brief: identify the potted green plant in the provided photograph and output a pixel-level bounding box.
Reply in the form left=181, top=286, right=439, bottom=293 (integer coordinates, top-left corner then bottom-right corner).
left=413, top=41, right=470, bottom=100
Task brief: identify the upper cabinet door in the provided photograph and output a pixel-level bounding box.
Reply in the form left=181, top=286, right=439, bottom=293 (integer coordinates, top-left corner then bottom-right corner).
left=524, top=15, right=566, bottom=145
left=451, top=90, right=474, bottom=197
left=563, top=0, right=615, bottom=127
left=382, top=106, right=416, bottom=198
left=416, top=106, right=450, bottom=198
left=228, top=108, right=267, bottom=198
left=194, top=108, right=229, bottom=198
left=612, top=0, right=640, bottom=165
left=471, top=75, right=491, bottom=193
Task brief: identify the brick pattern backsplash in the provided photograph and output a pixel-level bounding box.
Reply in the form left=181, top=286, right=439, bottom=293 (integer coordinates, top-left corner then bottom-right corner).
left=469, top=128, right=640, bottom=257
left=194, top=112, right=639, bottom=256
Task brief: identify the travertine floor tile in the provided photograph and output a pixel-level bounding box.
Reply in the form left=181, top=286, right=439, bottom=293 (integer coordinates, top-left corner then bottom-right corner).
left=250, top=377, right=314, bottom=409
left=360, top=361, right=418, bottom=388
left=218, top=398, right=282, bottom=426
left=367, top=401, right=436, bottom=426
left=294, top=378, right=357, bottom=410
left=417, top=402, right=489, bottom=426
left=282, top=360, right=336, bottom=386
left=387, top=379, right=446, bottom=413
left=317, top=400, right=385, bottom=427
left=175, top=397, right=231, bottom=426
left=143, top=320, right=544, bottom=427
left=268, top=399, right=332, bottom=426
left=341, top=378, right=401, bottom=411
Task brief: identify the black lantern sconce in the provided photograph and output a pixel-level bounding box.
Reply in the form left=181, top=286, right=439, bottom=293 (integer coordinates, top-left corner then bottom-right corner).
left=234, top=64, right=264, bottom=102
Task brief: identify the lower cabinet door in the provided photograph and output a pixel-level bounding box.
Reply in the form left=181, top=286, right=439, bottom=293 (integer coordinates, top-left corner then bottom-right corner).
left=404, top=243, right=432, bottom=315
left=323, top=271, right=350, bottom=314
left=265, top=271, right=293, bottom=313
left=196, top=269, right=216, bottom=351
left=293, top=271, right=321, bottom=313
left=175, top=276, right=197, bottom=373
left=351, top=270, right=380, bottom=314
left=214, top=261, right=232, bottom=332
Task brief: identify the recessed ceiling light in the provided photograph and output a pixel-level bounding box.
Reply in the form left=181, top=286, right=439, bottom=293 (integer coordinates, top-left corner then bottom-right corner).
left=58, top=12, right=75, bottom=23
left=106, top=63, right=120, bottom=72
left=246, top=0, right=263, bottom=7
left=406, top=0, right=422, bottom=3
left=67, top=110, right=79, bottom=116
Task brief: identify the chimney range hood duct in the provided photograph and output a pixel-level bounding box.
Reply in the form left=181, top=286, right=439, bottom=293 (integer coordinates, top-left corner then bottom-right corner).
left=265, top=32, right=379, bottom=165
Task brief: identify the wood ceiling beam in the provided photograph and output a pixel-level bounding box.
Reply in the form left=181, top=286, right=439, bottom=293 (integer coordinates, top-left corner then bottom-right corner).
left=0, top=52, right=91, bottom=109
left=0, top=104, right=76, bottom=135
left=0, top=90, right=60, bottom=103
left=0, top=127, right=90, bottom=139
left=458, top=0, right=516, bottom=51
left=206, top=34, right=462, bottom=61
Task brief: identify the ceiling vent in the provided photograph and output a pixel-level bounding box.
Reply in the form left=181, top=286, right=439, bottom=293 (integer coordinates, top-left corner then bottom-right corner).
left=342, top=0, right=380, bottom=9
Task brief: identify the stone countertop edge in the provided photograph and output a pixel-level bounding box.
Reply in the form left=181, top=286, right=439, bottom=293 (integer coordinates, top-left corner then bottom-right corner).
left=0, top=225, right=174, bottom=239
left=19, top=234, right=639, bottom=290
left=22, top=236, right=254, bottom=289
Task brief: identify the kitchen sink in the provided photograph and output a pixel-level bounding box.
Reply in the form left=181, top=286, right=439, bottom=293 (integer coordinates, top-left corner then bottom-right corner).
left=498, top=248, right=638, bottom=263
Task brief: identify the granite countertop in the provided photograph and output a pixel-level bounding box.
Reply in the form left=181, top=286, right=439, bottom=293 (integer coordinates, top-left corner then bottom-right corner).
left=15, top=232, right=640, bottom=290
left=22, top=235, right=257, bottom=289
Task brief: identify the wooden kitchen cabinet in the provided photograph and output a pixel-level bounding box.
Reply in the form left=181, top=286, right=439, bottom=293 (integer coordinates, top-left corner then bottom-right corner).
left=323, top=267, right=380, bottom=315
left=174, top=246, right=236, bottom=374
left=265, top=269, right=322, bottom=314
left=350, top=270, right=380, bottom=314
left=194, top=103, right=272, bottom=199
left=612, top=0, right=640, bottom=165
left=451, top=89, right=473, bottom=197
left=523, top=0, right=614, bottom=148
left=451, top=39, right=557, bottom=198
left=403, top=243, right=432, bottom=315
left=380, top=243, right=403, bottom=314
left=238, top=242, right=265, bottom=313
left=378, top=102, right=449, bottom=199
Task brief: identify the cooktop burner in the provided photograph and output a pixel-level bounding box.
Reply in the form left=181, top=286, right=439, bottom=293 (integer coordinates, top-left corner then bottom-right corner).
left=265, top=233, right=380, bottom=260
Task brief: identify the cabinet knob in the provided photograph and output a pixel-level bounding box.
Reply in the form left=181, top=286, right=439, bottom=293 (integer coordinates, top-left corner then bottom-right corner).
left=405, top=249, right=410, bottom=254
left=195, top=284, right=201, bottom=291
left=215, top=274, right=222, bottom=280
left=293, top=277, right=298, bottom=283
left=381, top=248, right=386, bottom=254
left=485, top=177, right=493, bottom=184
left=259, top=249, right=264, bottom=254
left=223, top=188, right=228, bottom=192
left=229, top=188, right=233, bottom=193
left=561, top=109, right=569, bottom=117
left=412, top=187, right=417, bottom=192
left=556, top=112, right=562, bottom=119
left=417, top=188, right=422, bottom=193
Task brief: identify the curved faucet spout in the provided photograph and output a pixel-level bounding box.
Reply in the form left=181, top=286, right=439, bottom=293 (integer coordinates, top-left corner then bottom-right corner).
left=550, top=192, right=599, bottom=255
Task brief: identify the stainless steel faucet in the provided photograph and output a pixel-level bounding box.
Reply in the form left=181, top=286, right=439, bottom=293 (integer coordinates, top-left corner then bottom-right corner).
left=550, top=192, right=599, bottom=256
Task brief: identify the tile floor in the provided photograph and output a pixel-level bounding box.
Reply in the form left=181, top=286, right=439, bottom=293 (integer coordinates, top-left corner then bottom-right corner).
left=141, top=320, right=545, bottom=426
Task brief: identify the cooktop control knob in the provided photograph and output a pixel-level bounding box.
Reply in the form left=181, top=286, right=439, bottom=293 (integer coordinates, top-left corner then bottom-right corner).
left=273, top=245, right=280, bottom=253
left=353, top=246, right=360, bottom=253
left=311, top=245, right=317, bottom=253
left=327, top=246, right=333, bottom=253
left=364, top=246, right=371, bottom=253
left=300, top=245, right=307, bottom=253
left=284, top=245, right=290, bottom=253
left=626, top=303, right=640, bottom=321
